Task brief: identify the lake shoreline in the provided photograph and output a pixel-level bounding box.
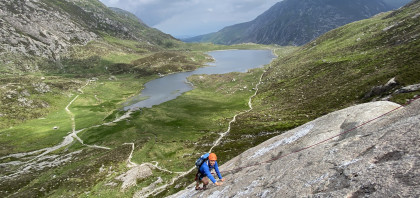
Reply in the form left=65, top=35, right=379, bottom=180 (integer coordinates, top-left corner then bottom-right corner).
left=123, top=49, right=276, bottom=110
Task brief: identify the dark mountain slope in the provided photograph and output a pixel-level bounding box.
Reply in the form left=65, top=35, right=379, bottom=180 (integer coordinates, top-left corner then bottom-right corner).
left=186, top=0, right=410, bottom=45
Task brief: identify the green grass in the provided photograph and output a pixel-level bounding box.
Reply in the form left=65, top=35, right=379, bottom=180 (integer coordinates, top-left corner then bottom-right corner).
left=0, top=0, right=282, bottom=196
left=0, top=37, right=220, bottom=154
left=2, top=2, right=420, bottom=197
left=71, top=75, right=154, bottom=129
left=4, top=66, right=264, bottom=197
left=0, top=74, right=153, bottom=156
left=103, top=53, right=143, bottom=64
left=3, top=144, right=133, bottom=198
left=0, top=105, right=72, bottom=156
left=0, top=75, right=81, bottom=154
left=76, top=70, right=264, bottom=172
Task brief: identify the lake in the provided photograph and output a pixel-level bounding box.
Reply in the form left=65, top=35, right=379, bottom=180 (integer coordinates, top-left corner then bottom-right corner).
left=123, top=49, right=276, bottom=110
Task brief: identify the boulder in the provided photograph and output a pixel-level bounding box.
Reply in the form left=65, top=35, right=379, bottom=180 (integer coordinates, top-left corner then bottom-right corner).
left=364, top=77, right=398, bottom=99
left=32, top=82, right=51, bottom=93
left=115, top=164, right=153, bottom=191
left=394, top=83, right=420, bottom=94
left=171, top=99, right=420, bottom=197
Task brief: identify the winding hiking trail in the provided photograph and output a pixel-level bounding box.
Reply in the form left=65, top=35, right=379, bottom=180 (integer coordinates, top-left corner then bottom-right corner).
left=0, top=80, right=121, bottom=180
left=136, top=70, right=268, bottom=197
left=1, top=66, right=269, bottom=197
left=64, top=81, right=111, bottom=150
left=210, top=71, right=264, bottom=153
left=0, top=77, right=189, bottom=195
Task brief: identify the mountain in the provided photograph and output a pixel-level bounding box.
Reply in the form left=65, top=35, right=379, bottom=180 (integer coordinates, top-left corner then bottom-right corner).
left=383, top=0, right=412, bottom=8
left=185, top=0, right=410, bottom=45
left=0, top=0, right=176, bottom=73
left=1, top=0, right=419, bottom=197
left=0, top=0, right=190, bottom=136
left=109, top=7, right=146, bottom=25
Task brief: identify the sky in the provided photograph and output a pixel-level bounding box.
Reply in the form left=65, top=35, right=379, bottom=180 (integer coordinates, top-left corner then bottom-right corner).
left=99, top=0, right=281, bottom=38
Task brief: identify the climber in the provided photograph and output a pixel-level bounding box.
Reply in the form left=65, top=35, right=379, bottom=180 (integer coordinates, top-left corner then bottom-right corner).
left=195, top=153, right=225, bottom=190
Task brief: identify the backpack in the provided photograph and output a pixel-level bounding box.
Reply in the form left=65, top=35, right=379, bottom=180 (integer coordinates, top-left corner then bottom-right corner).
left=195, top=153, right=209, bottom=169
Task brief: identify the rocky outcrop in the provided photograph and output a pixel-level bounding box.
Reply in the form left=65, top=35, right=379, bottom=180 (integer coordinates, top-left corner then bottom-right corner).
left=115, top=164, right=153, bottom=190
left=395, top=83, right=420, bottom=94
left=364, top=77, right=399, bottom=99
left=363, top=77, right=420, bottom=101
left=0, top=0, right=175, bottom=72
left=171, top=99, right=420, bottom=197
left=0, top=0, right=98, bottom=60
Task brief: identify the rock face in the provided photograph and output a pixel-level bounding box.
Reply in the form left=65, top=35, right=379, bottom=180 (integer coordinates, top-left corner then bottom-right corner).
left=185, top=0, right=410, bottom=45
left=0, top=0, right=174, bottom=72
left=171, top=99, right=420, bottom=197
left=0, top=0, right=98, bottom=60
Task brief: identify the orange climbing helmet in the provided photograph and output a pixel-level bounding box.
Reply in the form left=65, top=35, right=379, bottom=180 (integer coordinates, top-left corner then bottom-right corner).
left=209, top=153, right=217, bottom=161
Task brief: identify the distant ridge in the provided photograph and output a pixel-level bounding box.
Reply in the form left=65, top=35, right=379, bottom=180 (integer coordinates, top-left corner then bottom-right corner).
left=185, top=0, right=410, bottom=45
left=109, top=7, right=146, bottom=25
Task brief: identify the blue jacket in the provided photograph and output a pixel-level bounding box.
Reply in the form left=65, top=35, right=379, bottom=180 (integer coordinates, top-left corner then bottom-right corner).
left=199, top=160, right=223, bottom=183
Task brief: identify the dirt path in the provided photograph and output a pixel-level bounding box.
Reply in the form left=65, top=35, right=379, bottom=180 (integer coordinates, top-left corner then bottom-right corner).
left=210, top=70, right=264, bottom=152
left=0, top=80, right=113, bottom=179
left=64, top=80, right=111, bottom=150
left=137, top=70, right=267, bottom=197
left=2, top=69, right=269, bottom=196
left=1, top=91, right=86, bottom=163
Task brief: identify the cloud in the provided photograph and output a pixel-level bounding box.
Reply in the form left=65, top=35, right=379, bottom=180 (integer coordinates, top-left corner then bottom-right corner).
left=99, top=0, right=281, bottom=37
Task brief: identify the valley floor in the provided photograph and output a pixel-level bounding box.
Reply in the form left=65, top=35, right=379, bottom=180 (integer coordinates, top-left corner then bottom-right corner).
left=0, top=45, right=284, bottom=197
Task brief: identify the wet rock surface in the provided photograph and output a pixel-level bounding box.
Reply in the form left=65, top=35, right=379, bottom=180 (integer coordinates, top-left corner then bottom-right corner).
left=171, top=100, right=420, bottom=197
